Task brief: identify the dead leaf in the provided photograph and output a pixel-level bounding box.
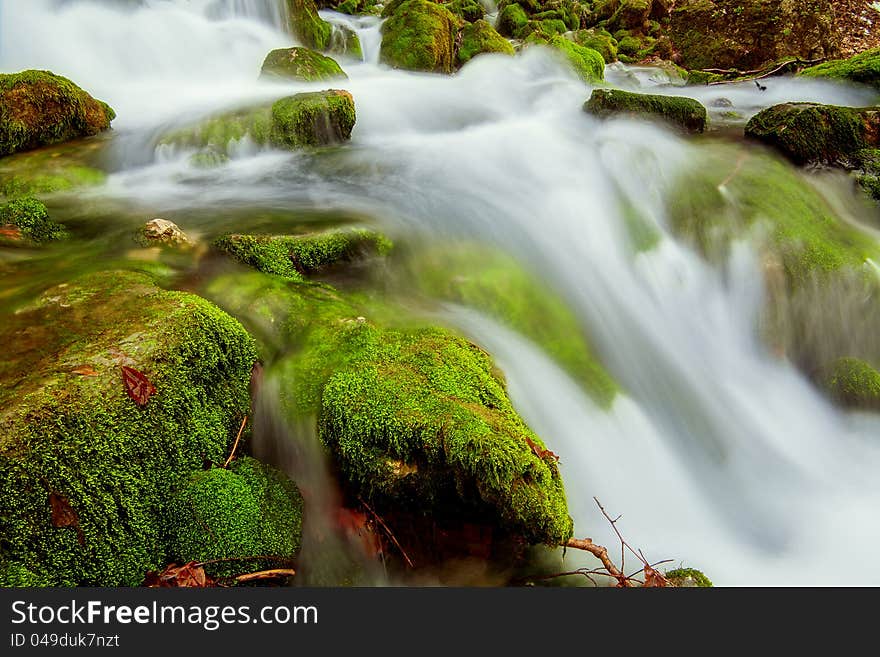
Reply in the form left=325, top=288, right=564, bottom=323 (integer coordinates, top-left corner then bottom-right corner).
left=0, top=226, right=22, bottom=241
left=525, top=437, right=560, bottom=463
left=643, top=565, right=668, bottom=588
left=70, top=365, right=99, bottom=377
left=121, top=365, right=157, bottom=406
left=144, top=562, right=214, bottom=588
left=49, top=492, right=84, bottom=546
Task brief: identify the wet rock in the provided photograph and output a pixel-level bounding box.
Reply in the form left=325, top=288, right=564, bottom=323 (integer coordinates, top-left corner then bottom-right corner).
left=823, top=357, right=880, bottom=411
left=379, top=0, right=460, bottom=74
left=270, top=89, right=356, bottom=148
left=457, top=20, right=515, bottom=67
left=136, top=218, right=191, bottom=247
left=260, top=47, right=348, bottom=82
left=286, top=0, right=334, bottom=51
left=799, top=48, right=880, bottom=90
left=584, top=88, right=707, bottom=133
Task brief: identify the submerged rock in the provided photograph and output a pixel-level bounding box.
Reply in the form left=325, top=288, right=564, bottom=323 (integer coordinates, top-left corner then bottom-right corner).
left=0, top=197, right=67, bottom=243
left=745, top=103, right=879, bottom=166
left=584, top=88, right=707, bottom=133
left=214, top=228, right=393, bottom=280
left=0, top=70, right=115, bottom=157
left=457, top=20, right=515, bottom=66
left=270, top=90, right=356, bottom=148
left=260, top=47, right=348, bottom=82
left=137, top=218, right=191, bottom=247
left=823, top=357, right=880, bottom=411
left=799, top=48, right=880, bottom=90
left=0, top=271, right=258, bottom=585
left=380, top=0, right=460, bottom=74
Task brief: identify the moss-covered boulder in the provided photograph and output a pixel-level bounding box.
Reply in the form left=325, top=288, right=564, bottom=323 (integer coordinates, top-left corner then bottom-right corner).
left=668, top=0, right=838, bottom=71
left=823, top=357, right=880, bottom=411
left=260, top=47, right=348, bottom=81
left=0, top=139, right=107, bottom=200
left=745, top=103, right=879, bottom=167
left=574, top=30, right=618, bottom=64
left=287, top=0, right=333, bottom=51
left=214, top=228, right=393, bottom=281
left=544, top=36, right=605, bottom=83
left=158, top=105, right=273, bottom=155
left=0, top=197, right=67, bottom=243
left=270, top=90, right=356, bottom=148
left=496, top=3, right=529, bottom=38
left=585, top=88, right=707, bottom=133
left=457, top=20, right=516, bottom=67
left=593, top=0, right=651, bottom=32
left=665, top=567, right=712, bottom=587
left=0, top=70, right=115, bottom=157
left=168, top=457, right=303, bottom=577
left=446, top=0, right=484, bottom=22
left=328, top=25, right=364, bottom=60
left=799, top=48, right=880, bottom=90
left=380, top=0, right=460, bottom=74
left=0, top=271, right=257, bottom=586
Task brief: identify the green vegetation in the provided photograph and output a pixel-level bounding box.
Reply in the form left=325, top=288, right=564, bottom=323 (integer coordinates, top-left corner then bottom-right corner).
left=496, top=3, right=529, bottom=38
left=585, top=88, right=707, bottom=133
left=158, top=105, right=273, bottom=154
left=446, top=0, right=484, bottom=22
left=286, top=0, right=333, bottom=51
left=799, top=48, right=880, bottom=90
left=380, top=0, right=460, bottom=74
left=545, top=36, right=606, bottom=84
left=0, top=271, right=257, bottom=586
left=0, top=197, right=68, bottom=242
left=457, top=20, right=516, bottom=67
left=824, top=357, right=880, bottom=411
left=260, top=47, right=347, bottom=81
left=665, top=567, right=713, bottom=587
left=270, top=90, right=356, bottom=148
left=574, top=30, right=618, bottom=64
left=168, top=457, right=303, bottom=577
left=0, top=70, right=115, bottom=157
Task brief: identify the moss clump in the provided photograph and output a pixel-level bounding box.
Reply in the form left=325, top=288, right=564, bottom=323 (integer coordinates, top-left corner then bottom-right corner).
left=545, top=36, right=605, bottom=84
left=328, top=25, right=364, bottom=60
left=287, top=0, right=333, bottom=51
left=745, top=103, right=876, bottom=167
left=380, top=0, right=460, bottom=74
left=686, top=69, right=725, bottom=86
left=574, top=30, right=618, bottom=64
left=214, top=228, right=393, bottom=280
left=665, top=567, right=712, bottom=587
left=799, top=48, right=880, bottom=90
left=270, top=90, right=356, bottom=148
left=445, top=0, right=484, bottom=22
left=168, top=457, right=303, bottom=577
left=260, top=47, right=348, bottom=81
left=496, top=3, right=529, bottom=38
left=585, top=88, right=707, bottom=133
left=158, top=105, right=273, bottom=154
left=0, top=70, right=115, bottom=157
left=0, top=197, right=68, bottom=242
left=824, top=357, right=880, bottom=411
left=0, top=561, right=50, bottom=587
left=0, top=271, right=257, bottom=586
left=457, top=20, right=516, bottom=67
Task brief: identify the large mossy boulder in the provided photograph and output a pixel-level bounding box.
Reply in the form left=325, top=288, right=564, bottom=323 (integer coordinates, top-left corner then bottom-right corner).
left=260, top=47, right=348, bottom=81
left=206, top=270, right=574, bottom=547
left=0, top=271, right=258, bottom=586
left=668, top=0, right=837, bottom=71
left=158, top=105, right=273, bottom=155
left=287, top=0, right=334, bottom=51
left=0, top=70, right=115, bottom=157
left=799, top=48, right=880, bottom=90
left=585, top=88, right=707, bottom=133
left=270, top=90, right=356, bottom=148
left=168, top=457, right=304, bottom=578
left=745, top=103, right=879, bottom=167
left=497, top=3, right=529, bottom=38
left=457, top=20, right=516, bottom=67
left=380, top=0, right=460, bottom=74
left=544, top=36, right=606, bottom=83
left=823, top=357, right=880, bottom=411
left=214, top=228, right=393, bottom=281
left=593, top=0, right=651, bottom=32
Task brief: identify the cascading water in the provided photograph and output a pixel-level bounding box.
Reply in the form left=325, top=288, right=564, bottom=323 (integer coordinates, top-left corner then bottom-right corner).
left=2, top=0, right=880, bottom=585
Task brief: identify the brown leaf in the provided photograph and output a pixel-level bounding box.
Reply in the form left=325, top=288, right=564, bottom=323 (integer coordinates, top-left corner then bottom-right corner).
left=49, top=492, right=84, bottom=546
left=0, top=226, right=22, bottom=241
left=70, top=365, right=99, bottom=377
left=121, top=365, right=157, bottom=406
left=144, top=562, right=214, bottom=588
left=643, top=565, right=668, bottom=588
left=525, top=437, right=560, bottom=463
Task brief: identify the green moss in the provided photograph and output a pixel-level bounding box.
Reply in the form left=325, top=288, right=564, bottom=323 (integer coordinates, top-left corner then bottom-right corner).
left=584, top=88, right=707, bottom=133
left=665, top=567, right=712, bottom=587
left=686, top=69, right=725, bottom=86
left=260, top=47, right=347, bottom=81
left=270, top=90, right=356, bottom=148
left=799, top=48, right=880, bottom=90
left=214, top=228, right=393, bottom=280
left=0, top=561, right=50, bottom=587
left=457, top=20, right=516, bottom=67
left=286, top=0, right=333, bottom=51
left=168, top=457, right=303, bottom=577
left=158, top=105, right=273, bottom=154
left=445, top=0, right=484, bottom=22
left=745, top=103, right=873, bottom=166
left=546, top=36, right=605, bottom=83
left=189, top=148, right=229, bottom=169
left=574, top=31, right=618, bottom=63
left=496, top=3, right=529, bottom=38
left=380, top=0, right=460, bottom=74
left=409, top=244, right=619, bottom=407
left=824, top=357, right=880, bottom=411
left=328, top=26, right=364, bottom=60
left=616, top=34, right=641, bottom=56
left=0, top=271, right=257, bottom=585
left=0, top=70, right=115, bottom=157
left=0, top=197, right=68, bottom=242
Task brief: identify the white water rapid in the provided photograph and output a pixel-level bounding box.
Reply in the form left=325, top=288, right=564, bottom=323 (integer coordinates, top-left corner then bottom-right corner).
left=3, top=0, right=880, bottom=585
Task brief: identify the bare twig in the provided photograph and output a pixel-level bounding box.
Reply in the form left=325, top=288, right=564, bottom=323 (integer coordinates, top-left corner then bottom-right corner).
left=233, top=568, right=296, bottom=584
left=223, top=415, right=248, bottom=469
left=358, top=496, right=415, bottom=569
left=565, top=537, right=631, bottom=587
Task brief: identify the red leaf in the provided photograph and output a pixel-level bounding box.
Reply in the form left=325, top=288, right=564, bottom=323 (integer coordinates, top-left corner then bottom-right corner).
left=144, top=562, right=214, bottom=588
left=71, top=365, right=99, bottom=377
left=49, top=492, right=84, bottom=546
left=643, top=565, right=668, bottom=588
left=121, top=366, right=157, bottom=406
left=525, top=437, right=560, bottom=463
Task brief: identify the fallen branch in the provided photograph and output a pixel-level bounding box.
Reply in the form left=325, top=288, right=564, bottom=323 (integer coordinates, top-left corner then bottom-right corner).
left=233, top=568, right=296, bottom=584
left=358, top=496, right=415, bottom=569
left=223, top=415, right=248, bottom=468
left=565, top=537, right=631, bottom=587
left=705, top=57, right=827, bottom=86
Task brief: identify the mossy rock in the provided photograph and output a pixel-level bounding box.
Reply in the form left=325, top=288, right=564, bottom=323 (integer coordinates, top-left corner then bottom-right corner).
left=158, top=105, right=273, bottom=154
left=496, top=3, right=529, bottom=38
left=593, top=0, right=651, bottom=32
left=544, top=36, right=605, bottom=84
left=616, top=34, right=641, bottom=57
left=0, top=70, right=115, bottom=157
left=270, top=90, right=356, bottom=148
left=745, top=103, right=878, bottom=167
left=0, top=271, right=257, bottom=586
left=574, top=30, right=618, bottom=64
left=260, top=47, right=348, bottom=81
left=445, top=0, right=484, bottom=22
left=665, top=567, right=712, bottom=587
left=457, top=20, right=516, bottom=67
left=214, top=228, right=393, bottom=281
left=0, top=197, right=68, bottom=243
left=799, top=48, right=880, bottom=90
left=823, top=357, right=880, bottom=411
left=328, top=25, right=365, bottom=60
left=380, top=0, right=460, bottom=74
left=168, top=457, right=303, bottom=578
left=0, top=140, right=108, bottom=200
left=286, top=0, right=333, bottom=51
left=585, top=88, right=707, bottom=133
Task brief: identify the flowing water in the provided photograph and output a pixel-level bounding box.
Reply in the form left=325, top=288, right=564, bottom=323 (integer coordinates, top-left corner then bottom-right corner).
left=3, top=0, right=880, bottom=585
